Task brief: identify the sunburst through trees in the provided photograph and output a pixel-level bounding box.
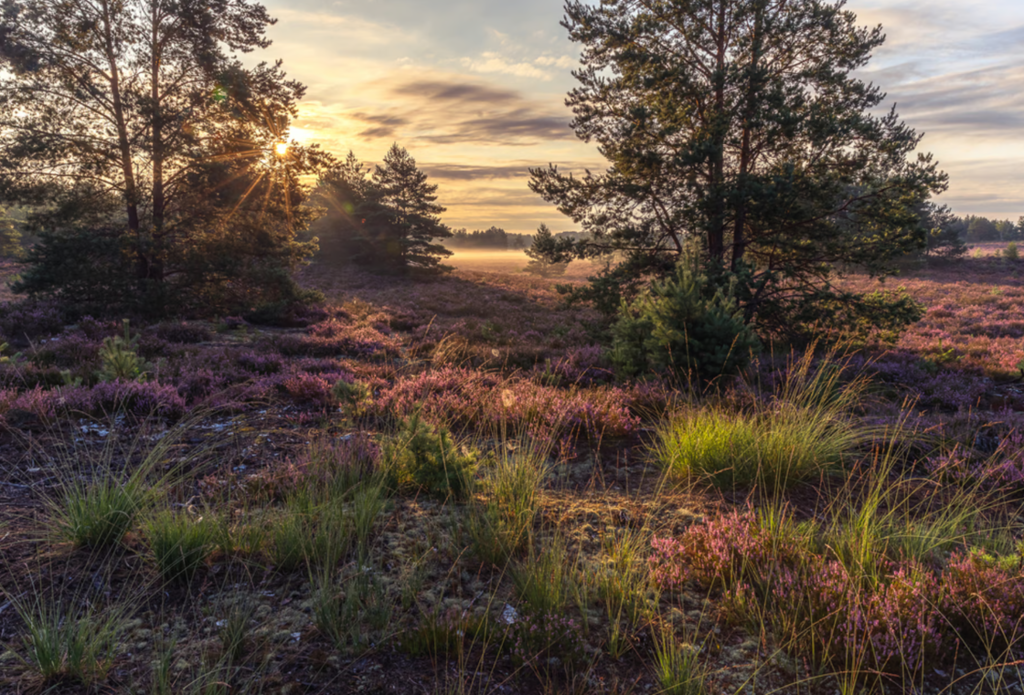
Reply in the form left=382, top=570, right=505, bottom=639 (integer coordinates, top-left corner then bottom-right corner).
left=0, top=0, right=330, bottom=316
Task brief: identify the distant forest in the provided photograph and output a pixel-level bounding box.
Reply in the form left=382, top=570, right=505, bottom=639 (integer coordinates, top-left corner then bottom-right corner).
left=959, top=215, right=1024, bottom=242
left=445, top=226, right=533, bottom=250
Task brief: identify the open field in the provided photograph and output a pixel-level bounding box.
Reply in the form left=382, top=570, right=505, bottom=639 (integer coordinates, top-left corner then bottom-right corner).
left=0, top=258, right=1024, bottom=694
left=444, top=249, right=596, bottom=282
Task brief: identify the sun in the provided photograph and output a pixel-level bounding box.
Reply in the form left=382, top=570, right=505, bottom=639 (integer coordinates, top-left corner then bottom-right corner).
left=274, top=141, right=289, bottom=156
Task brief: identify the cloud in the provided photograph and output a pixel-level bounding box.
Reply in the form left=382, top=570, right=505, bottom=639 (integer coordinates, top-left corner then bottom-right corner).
left=886, top=63, right=1024, bottom=134
left=534, top=55, right=575, bottom=69
left=460, top=52, right=552, bottom=80
left=346, top=76, right=576, bottom=146
left=422, top=163, right=534, bottom=180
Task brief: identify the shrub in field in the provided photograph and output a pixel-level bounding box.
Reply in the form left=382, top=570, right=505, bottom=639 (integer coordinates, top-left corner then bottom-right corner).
left=97, top=319, right=146, bottom=381
left=86, top=379, right=187, bottom=419
left=155, top=321, right=213, bottom=344
left=373, top=367, right=641, bottom=444
left=772, top=557, right=946, bottom=679
left=611, top=261, right=759, bottom=383
left=275, top=317, right=395, bottom=358
left=925, top=441, right=1024, bottom=491
left=0, top=298, right=65, bottom=344
left=332, top=378, right=371, bottom=417
left=649, top=509, right=806, bottom=594
left=280, top=372, right=336, bottom=408
left=651, top=502, right=1024, bottom=684
left=381, top=411, right=476, bottom=501
left=1005, top=242, right=1019, bottom=261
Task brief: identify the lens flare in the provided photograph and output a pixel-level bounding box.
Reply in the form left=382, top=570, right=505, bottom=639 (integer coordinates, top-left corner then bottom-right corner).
left=274, top=142, right=289, bottom=156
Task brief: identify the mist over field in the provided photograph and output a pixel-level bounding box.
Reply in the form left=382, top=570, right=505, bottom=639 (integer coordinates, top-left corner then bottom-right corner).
left=446, top=248, right=594, bottom=280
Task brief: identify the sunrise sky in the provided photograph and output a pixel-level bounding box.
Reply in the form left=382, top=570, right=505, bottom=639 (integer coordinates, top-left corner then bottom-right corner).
left=261, top=0, right=1024, bottom=234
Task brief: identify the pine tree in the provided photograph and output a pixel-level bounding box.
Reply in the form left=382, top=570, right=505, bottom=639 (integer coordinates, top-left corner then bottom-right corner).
left=318, top=145, right=452, bottom=273
left=524, top=225, right=569, bottom=277
left=371, top=144, right=452, bottom=272
left=528, top=0, right=946, bottom=337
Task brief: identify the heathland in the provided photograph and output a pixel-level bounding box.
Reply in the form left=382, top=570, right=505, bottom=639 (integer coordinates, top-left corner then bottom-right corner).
left=1, top=247, right=1024, bottom=694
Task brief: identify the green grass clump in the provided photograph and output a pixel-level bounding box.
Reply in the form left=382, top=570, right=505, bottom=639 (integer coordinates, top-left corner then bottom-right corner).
left=52, top=477, right=143, bottom=548
left=145, top=510, right=216, bottom=584
left=265, top=505, right=353, bottom=572
left=512, top=537, right=588, bottom=617
left=312, top=570, right=394, bottom=652
left=16, top=599, right=125, bottom=685
left=45, top=424, right=187, bottom=548
left=659, top=350, right=869, bottom=489
left=651, top=628, right=707, bottom=695
left=381, top=411, right=477, bottom=501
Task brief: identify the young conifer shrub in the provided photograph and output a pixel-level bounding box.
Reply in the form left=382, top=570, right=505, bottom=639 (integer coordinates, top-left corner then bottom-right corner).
left=381, top=411, right=476, bottom=501
left=611, top=259, right=759, bottom=383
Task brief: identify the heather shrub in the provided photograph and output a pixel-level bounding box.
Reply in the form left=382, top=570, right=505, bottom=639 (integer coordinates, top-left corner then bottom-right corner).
left=27, top=332, right=100, bottom=369
left=87, top=380, right=187, bottom=419
left=275, top=317, right=394, bottom=358
left=649, top=509, right=808, bottom=595
left=925, top=440, right=1024, bottom=492
left=373, top=367, right=640, bottom=444
left=280, top=372, right=336, bottom=408
left=0, top=298, right=66, bottom=344
left=154, top=321, right=212, bottom=344
left=771, top=557, right=945, bottom=680
left=941, top=549, right=1024, bottom=650
left=611, top=260, right=759, bottom=383
left=380, top=411, right=477, bottom=501
left=236, top=351, right=283, bottom=374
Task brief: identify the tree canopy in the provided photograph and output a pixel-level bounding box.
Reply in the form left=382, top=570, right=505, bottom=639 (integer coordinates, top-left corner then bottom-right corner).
left=0, top=0, right=327, bottom=315
left=529, top=0, right=947, bottom=335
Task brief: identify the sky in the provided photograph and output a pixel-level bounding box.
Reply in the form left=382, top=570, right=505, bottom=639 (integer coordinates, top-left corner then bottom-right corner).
left=260, top=0, right=1024, bottom=233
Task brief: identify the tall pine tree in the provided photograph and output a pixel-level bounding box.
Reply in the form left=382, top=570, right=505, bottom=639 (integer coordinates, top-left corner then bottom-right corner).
left=529, top=0, right=946, bottom=336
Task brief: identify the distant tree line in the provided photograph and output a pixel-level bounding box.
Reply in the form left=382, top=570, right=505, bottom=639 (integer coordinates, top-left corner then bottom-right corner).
left=914, top=207, right=1024, bottom=264
left=447, top=227, right=531, bottom=250
left=962, top=215, right=1024, bottom=243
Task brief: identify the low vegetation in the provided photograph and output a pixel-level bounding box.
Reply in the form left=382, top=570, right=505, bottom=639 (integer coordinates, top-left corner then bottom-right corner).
left=1, top=252, right=1023, bottom=695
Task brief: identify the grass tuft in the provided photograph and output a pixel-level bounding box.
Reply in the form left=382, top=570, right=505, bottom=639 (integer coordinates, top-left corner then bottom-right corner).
left=145, top=509, right=216, bottom=584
